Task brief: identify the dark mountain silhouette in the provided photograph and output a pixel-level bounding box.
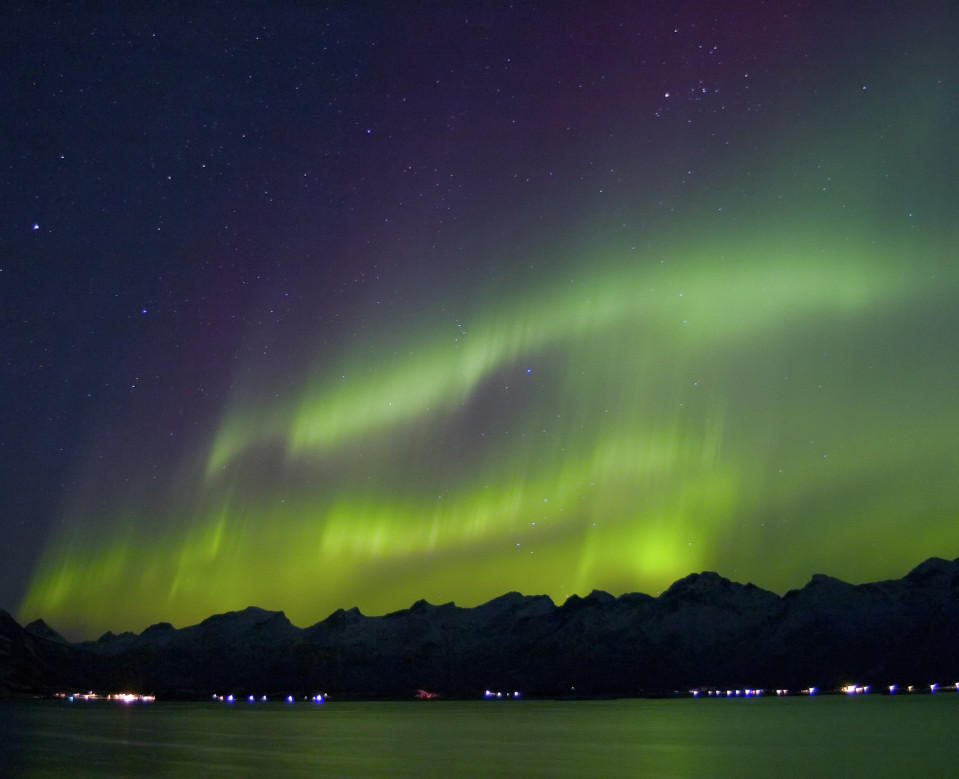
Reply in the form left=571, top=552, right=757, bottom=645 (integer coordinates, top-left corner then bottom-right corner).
left=3, top=557, right=958, bottom=699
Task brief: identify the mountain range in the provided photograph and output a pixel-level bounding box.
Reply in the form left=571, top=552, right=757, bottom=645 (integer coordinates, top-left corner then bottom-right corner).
left=2, top=557, right=957, bottom=699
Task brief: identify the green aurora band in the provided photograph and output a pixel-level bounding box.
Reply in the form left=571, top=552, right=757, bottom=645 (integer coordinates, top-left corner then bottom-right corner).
left=20, top=217, right=959, bottom=637
left=20, top=60, right=959, bottom=637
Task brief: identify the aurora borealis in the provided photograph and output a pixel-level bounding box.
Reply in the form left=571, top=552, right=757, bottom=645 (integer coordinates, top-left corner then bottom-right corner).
left=6, top=3, right=958, bottom=638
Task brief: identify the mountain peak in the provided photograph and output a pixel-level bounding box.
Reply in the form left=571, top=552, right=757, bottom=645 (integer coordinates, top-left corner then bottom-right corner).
left=905, top=556, right=956, bottom=583
left=661, top=570, right=733, bottom=597
left=806, top=572, right=849, bottom=587
left=24, top=619, right=68, bottom=643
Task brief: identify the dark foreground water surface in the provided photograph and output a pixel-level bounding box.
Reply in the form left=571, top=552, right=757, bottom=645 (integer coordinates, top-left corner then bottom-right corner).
left=2, top=695, right=958, bottom=777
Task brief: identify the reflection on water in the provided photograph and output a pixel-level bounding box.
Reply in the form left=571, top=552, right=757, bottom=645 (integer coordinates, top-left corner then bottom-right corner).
left=2, top=696, right=958, bottom=777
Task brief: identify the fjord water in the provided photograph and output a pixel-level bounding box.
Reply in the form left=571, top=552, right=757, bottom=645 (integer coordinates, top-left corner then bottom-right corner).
left=2, top=696, right=957, bottom=777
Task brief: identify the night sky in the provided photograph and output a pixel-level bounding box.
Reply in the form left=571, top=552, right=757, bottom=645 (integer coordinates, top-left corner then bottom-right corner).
left=4, top=2, right=957, bottom=639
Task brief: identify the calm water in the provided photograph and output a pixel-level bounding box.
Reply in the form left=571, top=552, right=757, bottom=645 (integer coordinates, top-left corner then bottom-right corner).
left=2, top=695, right=958, bottom=777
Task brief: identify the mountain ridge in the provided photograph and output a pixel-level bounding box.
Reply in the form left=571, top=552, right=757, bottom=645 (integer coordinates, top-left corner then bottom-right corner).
left=3, top=556, right=957, bottom=699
